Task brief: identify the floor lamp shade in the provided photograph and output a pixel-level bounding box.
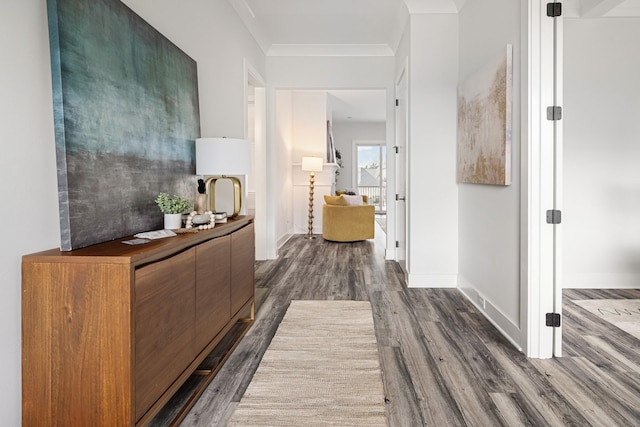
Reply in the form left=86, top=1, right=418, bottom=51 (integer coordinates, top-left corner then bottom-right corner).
left=301, top=156, right=323, bottom=172
left=196, top=138, right=251, bottom=217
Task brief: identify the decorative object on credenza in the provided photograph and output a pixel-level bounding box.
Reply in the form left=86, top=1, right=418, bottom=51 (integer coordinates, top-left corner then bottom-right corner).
left=457, top=44, right=513, bottom=186
left=185, top=211, right=215, bottom=230
left=155, top=193, right=194, bottom=229
left=196, top=137, right=251, bottom=217
left=195, top=179, right=208, bottom=214
left=301, top=157, right=324, bottom=239
left=47, top=0, right=200, bottom=250
left=213, top=212, right=228, bottom=223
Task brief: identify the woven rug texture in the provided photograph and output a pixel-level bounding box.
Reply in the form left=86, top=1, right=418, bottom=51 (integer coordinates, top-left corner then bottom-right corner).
left=229, top=300, right=387, bottom=426
left=573, top=299, right=640, bottom=340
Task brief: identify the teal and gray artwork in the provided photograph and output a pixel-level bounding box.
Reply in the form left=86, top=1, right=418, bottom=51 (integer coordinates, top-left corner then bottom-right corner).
left=48, top=0, right=200, bottom=250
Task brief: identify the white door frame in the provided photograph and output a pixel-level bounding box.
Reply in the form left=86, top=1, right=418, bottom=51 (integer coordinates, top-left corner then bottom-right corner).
left=394, top=60, right=409, bottom=273
left=244, top=59, right=268, bottom=260
left=523, top=0, right=562, bottom=358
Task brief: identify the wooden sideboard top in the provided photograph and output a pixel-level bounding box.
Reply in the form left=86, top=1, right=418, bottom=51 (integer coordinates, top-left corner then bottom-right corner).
left=23, top=216, right=254, bottom=267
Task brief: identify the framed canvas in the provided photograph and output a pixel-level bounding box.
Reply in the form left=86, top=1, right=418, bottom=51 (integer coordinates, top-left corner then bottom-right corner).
left=457, top=44, right=513, bottom=186
left=48, top=0, right=201, bottom=250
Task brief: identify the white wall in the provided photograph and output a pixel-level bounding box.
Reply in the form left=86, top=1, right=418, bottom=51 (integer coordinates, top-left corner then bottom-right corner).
left=457, top=0, right=523, bottom=344
left=1, top=2, right=264, bottom=424
left=0, top=4, right=60, bottom=425
left=274, top=90, right=294, bottom=246
left=333, top=122, right=387, bottom=191
left=406, top=14, right=459, bottom=287
left=563, top=18, right=640, bottom=288
left=291, top=92, right=328, bottom=162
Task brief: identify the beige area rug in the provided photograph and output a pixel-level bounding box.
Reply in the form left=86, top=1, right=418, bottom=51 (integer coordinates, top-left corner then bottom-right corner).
left=573, top=299, right=640, bottom=340
left=229, top=300, right=387, bottom=426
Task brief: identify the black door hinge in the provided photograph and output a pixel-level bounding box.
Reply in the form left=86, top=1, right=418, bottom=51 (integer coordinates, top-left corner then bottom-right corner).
left=395, top=99, right=399, bottom=107
left=395, top=241, right=400, bottom=248
left=547, top=106, right=562, bottom=121
left=546, top=210, right=562, bottom=224
left=546, top=313, right=561, bottom=327
left=547, top=2, right=562, bottom=17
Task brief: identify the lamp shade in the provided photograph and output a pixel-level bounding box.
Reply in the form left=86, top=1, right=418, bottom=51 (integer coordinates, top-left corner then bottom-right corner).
left=196, top=137, right=251, bottom=175
left=301, top=156, right=323, bottom=172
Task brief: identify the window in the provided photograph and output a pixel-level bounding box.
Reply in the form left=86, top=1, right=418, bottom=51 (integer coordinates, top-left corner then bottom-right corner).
left=355, top=143, right=386, bottom=213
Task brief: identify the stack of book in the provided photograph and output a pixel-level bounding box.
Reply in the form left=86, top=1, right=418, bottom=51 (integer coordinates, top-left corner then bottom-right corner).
left=213, top=212, right=227, bottom=223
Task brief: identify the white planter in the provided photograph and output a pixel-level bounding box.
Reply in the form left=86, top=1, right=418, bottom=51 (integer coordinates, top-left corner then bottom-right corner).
left=164, top=213, right=183, bottom=229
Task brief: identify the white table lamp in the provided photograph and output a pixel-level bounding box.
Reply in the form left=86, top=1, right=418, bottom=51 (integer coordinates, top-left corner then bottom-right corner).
left=196, top=137, right=250, bottom=217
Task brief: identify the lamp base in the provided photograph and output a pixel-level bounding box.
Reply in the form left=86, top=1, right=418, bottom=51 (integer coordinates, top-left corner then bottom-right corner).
left=203, top=175, right=243, bottom=217
left=304, top=235, right=316, bottom=240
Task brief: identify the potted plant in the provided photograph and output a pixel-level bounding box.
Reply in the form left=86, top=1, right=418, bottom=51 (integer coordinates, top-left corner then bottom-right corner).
left=155, top=192, right=194, bottom=229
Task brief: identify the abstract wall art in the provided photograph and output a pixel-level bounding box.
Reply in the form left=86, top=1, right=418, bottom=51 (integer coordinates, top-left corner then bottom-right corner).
left=47, top=0, right=201, bottom=250
left=457, top=45, right=513, bottom=186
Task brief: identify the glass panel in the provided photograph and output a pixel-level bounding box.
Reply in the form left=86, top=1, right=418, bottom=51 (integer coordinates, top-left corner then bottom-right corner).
left=356, top=144, right=386, bottom=213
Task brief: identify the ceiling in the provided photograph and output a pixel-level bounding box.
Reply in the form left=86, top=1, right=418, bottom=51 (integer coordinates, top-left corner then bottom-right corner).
left=232, top=0, right=640, bottom=123
left=327, top=90, right=387, bottom=123
left=230, top=0, right=640, bottom=56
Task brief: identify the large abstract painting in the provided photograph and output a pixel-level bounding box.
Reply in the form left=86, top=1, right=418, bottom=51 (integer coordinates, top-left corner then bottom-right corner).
left=457, top=45, right=512, bottom=186
left=48, top=0, right=200, bottom=250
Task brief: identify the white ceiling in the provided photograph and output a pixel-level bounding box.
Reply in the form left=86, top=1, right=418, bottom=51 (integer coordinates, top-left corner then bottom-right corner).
left=229, top=0, right=468, bottom=56
left=232, top=0, right=640, bottom=123
left=230, top=0, right=640, bottom=56
left=328, top=90, right=387, bottom=123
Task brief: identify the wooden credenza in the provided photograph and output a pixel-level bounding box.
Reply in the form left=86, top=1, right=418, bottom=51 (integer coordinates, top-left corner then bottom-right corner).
left=22, top=217, right=255, bottom=426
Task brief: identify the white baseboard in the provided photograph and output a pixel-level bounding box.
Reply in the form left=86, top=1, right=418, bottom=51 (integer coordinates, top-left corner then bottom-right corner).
left=563, top=273, right=640, bottom=289
left=407, top=273, right=457, bottom=288
left=277, top=232, right=294, bottom=250
left=384, top=247, right=396, bottom=261
left=458, top=276, right=522, bottom=352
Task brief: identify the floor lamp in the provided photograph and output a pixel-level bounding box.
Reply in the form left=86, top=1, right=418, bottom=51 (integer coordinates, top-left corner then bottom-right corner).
left=301, top=157, right=323, bottom=239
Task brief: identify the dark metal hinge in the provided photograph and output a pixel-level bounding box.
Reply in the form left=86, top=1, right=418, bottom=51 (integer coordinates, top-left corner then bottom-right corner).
left=546, top=210, right=562, bottom=224
left=546, top=313, right=561, bottom=327
left=395, top=99, right=399, bottom=107
left=547, top=106, right=562, bottom=121
left=395, top=241, right=399, bottom=248
left=547, top=2, right=562, bottom=17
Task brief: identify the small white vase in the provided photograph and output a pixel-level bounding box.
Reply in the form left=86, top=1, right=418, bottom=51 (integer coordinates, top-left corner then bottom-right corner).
left=164, top=213, right=183, bottom=230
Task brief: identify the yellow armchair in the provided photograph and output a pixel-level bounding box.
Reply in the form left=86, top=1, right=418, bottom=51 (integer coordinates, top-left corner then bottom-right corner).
left=322, top=195, right=375, bottom=242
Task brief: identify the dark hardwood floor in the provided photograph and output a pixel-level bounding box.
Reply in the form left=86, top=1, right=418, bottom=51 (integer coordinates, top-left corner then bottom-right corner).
left=178, top=228, right=640, bottom=426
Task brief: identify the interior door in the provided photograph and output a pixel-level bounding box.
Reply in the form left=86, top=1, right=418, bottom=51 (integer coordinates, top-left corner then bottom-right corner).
left=395, top=67, right=408, bottom=273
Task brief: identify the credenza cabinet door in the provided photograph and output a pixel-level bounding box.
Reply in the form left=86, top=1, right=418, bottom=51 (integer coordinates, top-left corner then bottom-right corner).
left=231, top=223, right=255, bottom=316
left=195, top=235, right=231, bottom=353
left=134, top=248, right=196, bottom=422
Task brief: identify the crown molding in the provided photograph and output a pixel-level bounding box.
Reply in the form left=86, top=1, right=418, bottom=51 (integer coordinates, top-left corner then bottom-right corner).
left=266, top=44, right=395, bottom=57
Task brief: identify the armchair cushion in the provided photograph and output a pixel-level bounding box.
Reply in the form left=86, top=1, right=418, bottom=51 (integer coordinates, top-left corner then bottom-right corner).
left=342, top=194, right=363, bottom=206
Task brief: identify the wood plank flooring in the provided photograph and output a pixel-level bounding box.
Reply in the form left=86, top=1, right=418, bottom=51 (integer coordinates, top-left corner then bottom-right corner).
left=177, top=230, right=640, bottom=426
